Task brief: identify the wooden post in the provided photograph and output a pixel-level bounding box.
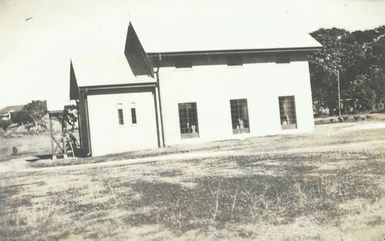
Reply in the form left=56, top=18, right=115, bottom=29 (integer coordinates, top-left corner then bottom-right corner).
left=62, top=113, right=68, bottom=159
left=337, top=70, right=341, bottom=116
left=49, top=113, right=56, bottom=160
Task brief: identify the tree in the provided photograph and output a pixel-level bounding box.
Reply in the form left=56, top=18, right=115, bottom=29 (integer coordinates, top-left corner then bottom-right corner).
left=11, top=100, right=48, bottom=130
left=346, top=73, right=376, bottom=111
left=308, top=28, right=347, bottom=114
left=308, top=26, right=385, bottom=114
left=0, top=119, right=12, bottom=132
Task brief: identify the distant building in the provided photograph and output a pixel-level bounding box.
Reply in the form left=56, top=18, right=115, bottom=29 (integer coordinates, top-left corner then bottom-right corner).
left=70, top=22, right=322, bottom=156
left=0, top=105, right=24, bottom=121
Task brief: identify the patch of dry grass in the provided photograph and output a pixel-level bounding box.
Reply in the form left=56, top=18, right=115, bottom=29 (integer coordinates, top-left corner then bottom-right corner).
left=1, top=120, right=385, bottom=240
left=30, top=119, right=385, bottom=168
left=0, top=134, right=51, bottom=162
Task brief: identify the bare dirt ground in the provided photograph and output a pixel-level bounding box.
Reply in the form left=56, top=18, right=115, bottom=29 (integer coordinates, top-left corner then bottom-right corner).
left=1, top=119, right=385, bottom=241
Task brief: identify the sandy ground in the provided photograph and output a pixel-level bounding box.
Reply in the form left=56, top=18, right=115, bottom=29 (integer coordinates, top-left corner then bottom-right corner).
left=346, top=122, right=385, bottom=130
left=0, top=119, right=385, bottom=241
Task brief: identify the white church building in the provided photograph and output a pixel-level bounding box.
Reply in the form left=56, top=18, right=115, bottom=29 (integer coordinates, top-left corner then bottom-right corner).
left=70, top=22, right=322, bottom=156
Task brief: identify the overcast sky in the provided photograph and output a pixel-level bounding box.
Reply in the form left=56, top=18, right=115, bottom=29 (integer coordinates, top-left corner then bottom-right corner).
left=0, top=0, right=384, bottom=110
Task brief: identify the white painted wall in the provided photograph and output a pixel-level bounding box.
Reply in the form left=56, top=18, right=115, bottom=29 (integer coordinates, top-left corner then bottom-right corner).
left=159, top=60, right=314, bottom=146
left=87, top=91, right=158, bottom=156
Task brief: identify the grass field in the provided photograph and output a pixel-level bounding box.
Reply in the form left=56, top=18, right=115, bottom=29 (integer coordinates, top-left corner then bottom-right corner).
left=0, top=120, right=385, bottom=240
left=0, top=134, right=51, bottom=162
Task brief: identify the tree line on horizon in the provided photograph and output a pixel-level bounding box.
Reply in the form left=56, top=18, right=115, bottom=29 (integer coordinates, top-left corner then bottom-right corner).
left=308, top=25, right=385, bottom=115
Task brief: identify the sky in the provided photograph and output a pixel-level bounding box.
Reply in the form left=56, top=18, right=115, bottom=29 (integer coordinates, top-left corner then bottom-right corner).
left=0, top=0, right=384, bottom=110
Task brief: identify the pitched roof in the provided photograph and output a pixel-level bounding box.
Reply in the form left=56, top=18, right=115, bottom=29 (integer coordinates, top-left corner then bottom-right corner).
left=0, top=105, right=24, bottom=113
left=69, top=16, right=322, bottom=99
left=70, top=53, right=155, bottom=88
left=131, top=19, right=322, bottom=54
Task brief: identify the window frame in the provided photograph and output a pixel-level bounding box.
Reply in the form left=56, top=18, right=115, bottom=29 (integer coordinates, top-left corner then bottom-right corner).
left=117, top=103, right=124, bottom=126
left=230, top=98, right=250, bottom=134
left=278, top=95, right=297, bottom=129
left=130, top=102, right=137, bottom=125
left=178, top=102, right=199, bottom=139
left=130, top=108, right=137, bottom=125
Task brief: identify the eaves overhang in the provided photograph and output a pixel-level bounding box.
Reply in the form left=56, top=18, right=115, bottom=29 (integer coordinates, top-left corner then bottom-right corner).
left=78, top=82, right=157, bottom=96
left=147, top=46, right=322, bottom=57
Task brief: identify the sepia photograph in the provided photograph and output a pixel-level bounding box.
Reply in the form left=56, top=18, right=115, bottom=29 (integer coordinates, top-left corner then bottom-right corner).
left=0, top=0, right=385, bottom=240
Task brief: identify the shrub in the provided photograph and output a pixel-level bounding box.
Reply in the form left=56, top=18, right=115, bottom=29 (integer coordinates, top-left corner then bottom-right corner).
left=0, top=119, right=12, bottom=131
left=12, top=146, right=18, bottom=155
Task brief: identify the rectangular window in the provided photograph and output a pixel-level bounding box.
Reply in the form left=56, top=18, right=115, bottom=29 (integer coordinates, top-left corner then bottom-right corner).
left=227, top=55, right=243, bottom=66
left=230, top=99, right=250, bottom=134
left=178, top=102, right=199, bottom=138
left=131, top=108, right=137, bottom=124
left=279, top=96, right=297, bottom=129
left=117, top=104, right=124, bottom=125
